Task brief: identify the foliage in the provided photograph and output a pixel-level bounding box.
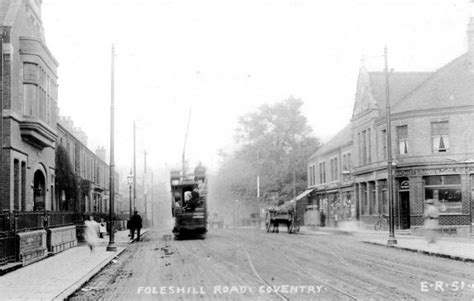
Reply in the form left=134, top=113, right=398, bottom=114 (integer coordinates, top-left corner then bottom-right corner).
left=55, top=144, right=76, bottom=210
left=211, top=97, right=320, bottom=216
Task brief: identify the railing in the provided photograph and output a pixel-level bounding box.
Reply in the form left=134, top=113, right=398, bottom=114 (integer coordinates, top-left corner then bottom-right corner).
left=47, top=212, right=83, bottom=228
left=0, top=234, right=18, bottom=265
left=0, top=212, right=13, bottom=232
left=14, top=212, right=45, bottom=233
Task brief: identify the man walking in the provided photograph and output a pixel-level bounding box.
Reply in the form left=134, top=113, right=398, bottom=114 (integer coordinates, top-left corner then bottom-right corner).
left=130, top=211, right=143, bottom=241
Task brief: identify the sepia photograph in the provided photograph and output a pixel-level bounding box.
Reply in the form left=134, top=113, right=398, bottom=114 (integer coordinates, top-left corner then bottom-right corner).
left=0, top=0, right=473, bottom=300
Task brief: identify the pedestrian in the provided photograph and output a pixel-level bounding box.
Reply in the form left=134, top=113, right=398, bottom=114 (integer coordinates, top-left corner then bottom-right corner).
left=84, top=216, right=99, bottom=253
left=423, top=199, right=440, bottom=243
left=99, top=218, right=107, bottom=238
left=334, top=212, right=338, bottom=228
left=130, top=210, right=143, bottom=241
left=320, top=211, right=326, bottom=227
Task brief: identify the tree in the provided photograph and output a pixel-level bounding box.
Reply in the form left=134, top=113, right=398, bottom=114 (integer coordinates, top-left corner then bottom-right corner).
left=211, top=97, right=320, bottom=217
left=55, top=144, right=76, bottom=211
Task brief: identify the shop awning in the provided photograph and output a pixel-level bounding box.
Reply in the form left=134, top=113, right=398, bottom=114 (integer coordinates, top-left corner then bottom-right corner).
left=290, top=188, right=315, bottom=203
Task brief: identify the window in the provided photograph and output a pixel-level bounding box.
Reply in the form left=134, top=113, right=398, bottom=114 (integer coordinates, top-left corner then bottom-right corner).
left=397, top=125, right=408, bottom=154
left=424, top=175, right=462, bottom=214
left=432, top=121, right=449, bottom=153
left=381, top=129, right=387, bottom=160
left=342, top=154, right=347, bottom=171
left=357, top=133, right=361, bottom=166
left=322, top=162, right=326, bottom=183
left=24, top=84, right=37, bottom=116
left=334, top=158, right=338, bottom=180
left=367, top=129, right=371, bottom=163
left=361, top=131, right=367, bottom=164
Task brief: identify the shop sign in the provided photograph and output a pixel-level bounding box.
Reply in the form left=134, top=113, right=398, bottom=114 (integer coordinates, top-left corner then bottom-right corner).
left=438, top=202, right=462, bottom=214
left=400, top=180, right=409, bottom=190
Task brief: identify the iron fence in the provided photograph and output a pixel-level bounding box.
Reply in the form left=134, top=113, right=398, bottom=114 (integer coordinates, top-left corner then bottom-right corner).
left=0, top=212, right=13, bottom=232
left=14, top=211, right=45, bottom=233
left=0, top=234, right=18, bottom=265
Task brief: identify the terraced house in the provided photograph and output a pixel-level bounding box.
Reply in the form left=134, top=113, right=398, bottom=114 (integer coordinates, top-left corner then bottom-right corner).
left=308, top=15, right=474, bottom=235
left=0, top=0, right=122, bottom=267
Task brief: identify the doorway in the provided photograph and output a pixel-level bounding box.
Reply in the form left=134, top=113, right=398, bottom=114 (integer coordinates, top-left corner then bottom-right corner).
left=399, top=191, right=410, bottom=229
left=33, top=170, right=46, bottom=211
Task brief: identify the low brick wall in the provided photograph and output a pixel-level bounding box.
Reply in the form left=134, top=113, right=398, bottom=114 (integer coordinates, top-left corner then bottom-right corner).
left=47, top=226, right=77, bottom=254
left=17, top=230, right=47, bottom=266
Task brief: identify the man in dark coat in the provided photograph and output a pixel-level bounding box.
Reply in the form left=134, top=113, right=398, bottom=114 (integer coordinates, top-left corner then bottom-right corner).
left=130, top=211, right=143, bottom=241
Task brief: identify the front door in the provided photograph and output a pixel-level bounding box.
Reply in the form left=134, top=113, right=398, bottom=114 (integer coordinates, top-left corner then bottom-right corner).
left=399, top=191, right=410, bottom=229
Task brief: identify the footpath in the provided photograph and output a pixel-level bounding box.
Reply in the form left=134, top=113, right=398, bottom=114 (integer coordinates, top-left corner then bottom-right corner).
left=0, top=229, right=148, bottom=300
left=300, top=224, right=474, bottom=262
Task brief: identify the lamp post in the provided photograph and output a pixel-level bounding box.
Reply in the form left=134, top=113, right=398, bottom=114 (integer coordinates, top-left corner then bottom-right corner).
left=106, top=44, right=117, bottom=252
left=384, top=46, right=397, bottom=245
left=127, top=170, right=133, bottom=219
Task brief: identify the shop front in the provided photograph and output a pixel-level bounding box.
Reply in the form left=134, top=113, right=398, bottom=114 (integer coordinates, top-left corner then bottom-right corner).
left=395, top=166, right=473, bottom=235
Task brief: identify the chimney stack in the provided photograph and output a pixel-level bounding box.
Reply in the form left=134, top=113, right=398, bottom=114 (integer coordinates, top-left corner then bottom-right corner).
left=95, top=146, right=106, bottom=161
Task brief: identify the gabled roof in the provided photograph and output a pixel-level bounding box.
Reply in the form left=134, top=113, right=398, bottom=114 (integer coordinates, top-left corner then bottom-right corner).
left=311, top=124, right=352, bottom=159
left=368, top=71, right=432, bottom=111
left=392, top=53, right=474, bottom=113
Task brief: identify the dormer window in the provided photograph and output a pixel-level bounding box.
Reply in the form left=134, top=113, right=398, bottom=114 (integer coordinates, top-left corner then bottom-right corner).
left=432, top=121, right=449, bottom=153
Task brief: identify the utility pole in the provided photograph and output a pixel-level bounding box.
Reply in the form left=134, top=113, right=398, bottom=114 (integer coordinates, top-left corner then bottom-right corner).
left=0, top=33, right=4, bottom=209
left=385, top=46, right=397, bottom=245
left=133, top=121, right=136, bottom=211
left=106, top=44, right=117, bottom=252
left=144, top=150, right=147, bottom=223
left=151, top=171, right=154, bottom=227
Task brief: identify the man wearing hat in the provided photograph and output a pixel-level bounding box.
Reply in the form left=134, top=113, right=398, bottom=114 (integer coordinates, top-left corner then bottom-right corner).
left=423, top=199, right=440, bottom=243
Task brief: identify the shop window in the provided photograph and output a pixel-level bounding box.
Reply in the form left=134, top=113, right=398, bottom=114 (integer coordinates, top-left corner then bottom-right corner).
left=397, top=125, right=408, bottom=154
left=432, top=121, right=449, bottom=153
left=423, top=175, right=462, bottom=214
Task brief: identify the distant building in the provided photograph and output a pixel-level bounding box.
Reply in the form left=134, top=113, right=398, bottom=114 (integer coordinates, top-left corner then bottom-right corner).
left=0, top=0, right=59, bottom=211
left=308, top=14, right=474, bottom=234
left=56, top=122, right=120, bottom=214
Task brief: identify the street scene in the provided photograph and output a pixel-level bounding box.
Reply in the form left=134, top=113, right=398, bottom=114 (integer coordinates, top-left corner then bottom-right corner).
left=71, top=228, right=474, bottom=300
left=1, top=0, right=474, bottom=300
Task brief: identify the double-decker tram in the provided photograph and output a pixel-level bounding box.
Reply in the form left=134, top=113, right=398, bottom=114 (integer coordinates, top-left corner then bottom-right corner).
left=170, top=164, right=208, bottom=239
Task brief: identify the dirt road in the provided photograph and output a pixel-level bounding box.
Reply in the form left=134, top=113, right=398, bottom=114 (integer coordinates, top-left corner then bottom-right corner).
left=70, top=228, right=474, bottom=300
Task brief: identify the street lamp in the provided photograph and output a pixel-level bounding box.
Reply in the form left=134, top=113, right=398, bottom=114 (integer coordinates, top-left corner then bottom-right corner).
left=384, top=46, right=397, bottom=245
left=127, top=170, right=133, bottom=219
left=106, top=44, right=117, bottom=252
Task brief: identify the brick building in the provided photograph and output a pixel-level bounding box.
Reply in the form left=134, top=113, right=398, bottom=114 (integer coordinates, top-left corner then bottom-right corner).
left=0, top=0, right=58, bottom=212
left=308, top=16, right=474, bottom=234
left=57, top=118, right=120, bottom=215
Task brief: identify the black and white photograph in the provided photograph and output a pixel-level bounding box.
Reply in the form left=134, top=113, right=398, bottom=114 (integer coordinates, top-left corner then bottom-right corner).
left=0, top=0, right=474, bottom=300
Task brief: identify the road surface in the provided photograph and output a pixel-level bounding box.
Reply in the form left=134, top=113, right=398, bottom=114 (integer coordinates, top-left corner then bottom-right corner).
left=70, top=228, right=474, bottom=300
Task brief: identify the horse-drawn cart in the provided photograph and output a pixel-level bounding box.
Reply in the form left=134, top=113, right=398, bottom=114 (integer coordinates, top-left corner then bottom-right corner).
left=265, top=202, right=300, bottom=234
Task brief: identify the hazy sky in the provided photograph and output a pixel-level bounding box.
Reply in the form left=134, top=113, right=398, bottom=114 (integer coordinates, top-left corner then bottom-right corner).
left=41, top=0, right=470, bottom=174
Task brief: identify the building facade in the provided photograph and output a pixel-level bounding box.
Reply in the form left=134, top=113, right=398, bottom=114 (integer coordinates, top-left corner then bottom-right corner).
left=0, top=0, right=120, bottom=215
left=56, top=120, right=120, bottom=215
left=1, top=0, right=58, bottom=212
left=308, top=17, right=474, bottom=234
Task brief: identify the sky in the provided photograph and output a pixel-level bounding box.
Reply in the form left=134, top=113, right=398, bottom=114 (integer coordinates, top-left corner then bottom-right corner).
left=40, top=0, right=470, bottom=175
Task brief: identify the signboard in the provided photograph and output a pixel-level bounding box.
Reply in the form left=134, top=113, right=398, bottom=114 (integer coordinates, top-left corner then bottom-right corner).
left=400, top=180, right=410, bottom=190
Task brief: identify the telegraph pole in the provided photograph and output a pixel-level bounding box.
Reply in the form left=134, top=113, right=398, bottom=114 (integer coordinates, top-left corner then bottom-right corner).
left=385, top=46, right=397, bottom=245
left=106, top=44, right=117, bottom=252
left=144, top=150, right=147, bottom=222
left=133, top=121, right=136, bottom=211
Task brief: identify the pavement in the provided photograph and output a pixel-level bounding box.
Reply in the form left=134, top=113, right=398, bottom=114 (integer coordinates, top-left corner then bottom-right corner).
left=299, top=224, right=474, bottom=262
left=0, top=229, right=148, bottom=301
